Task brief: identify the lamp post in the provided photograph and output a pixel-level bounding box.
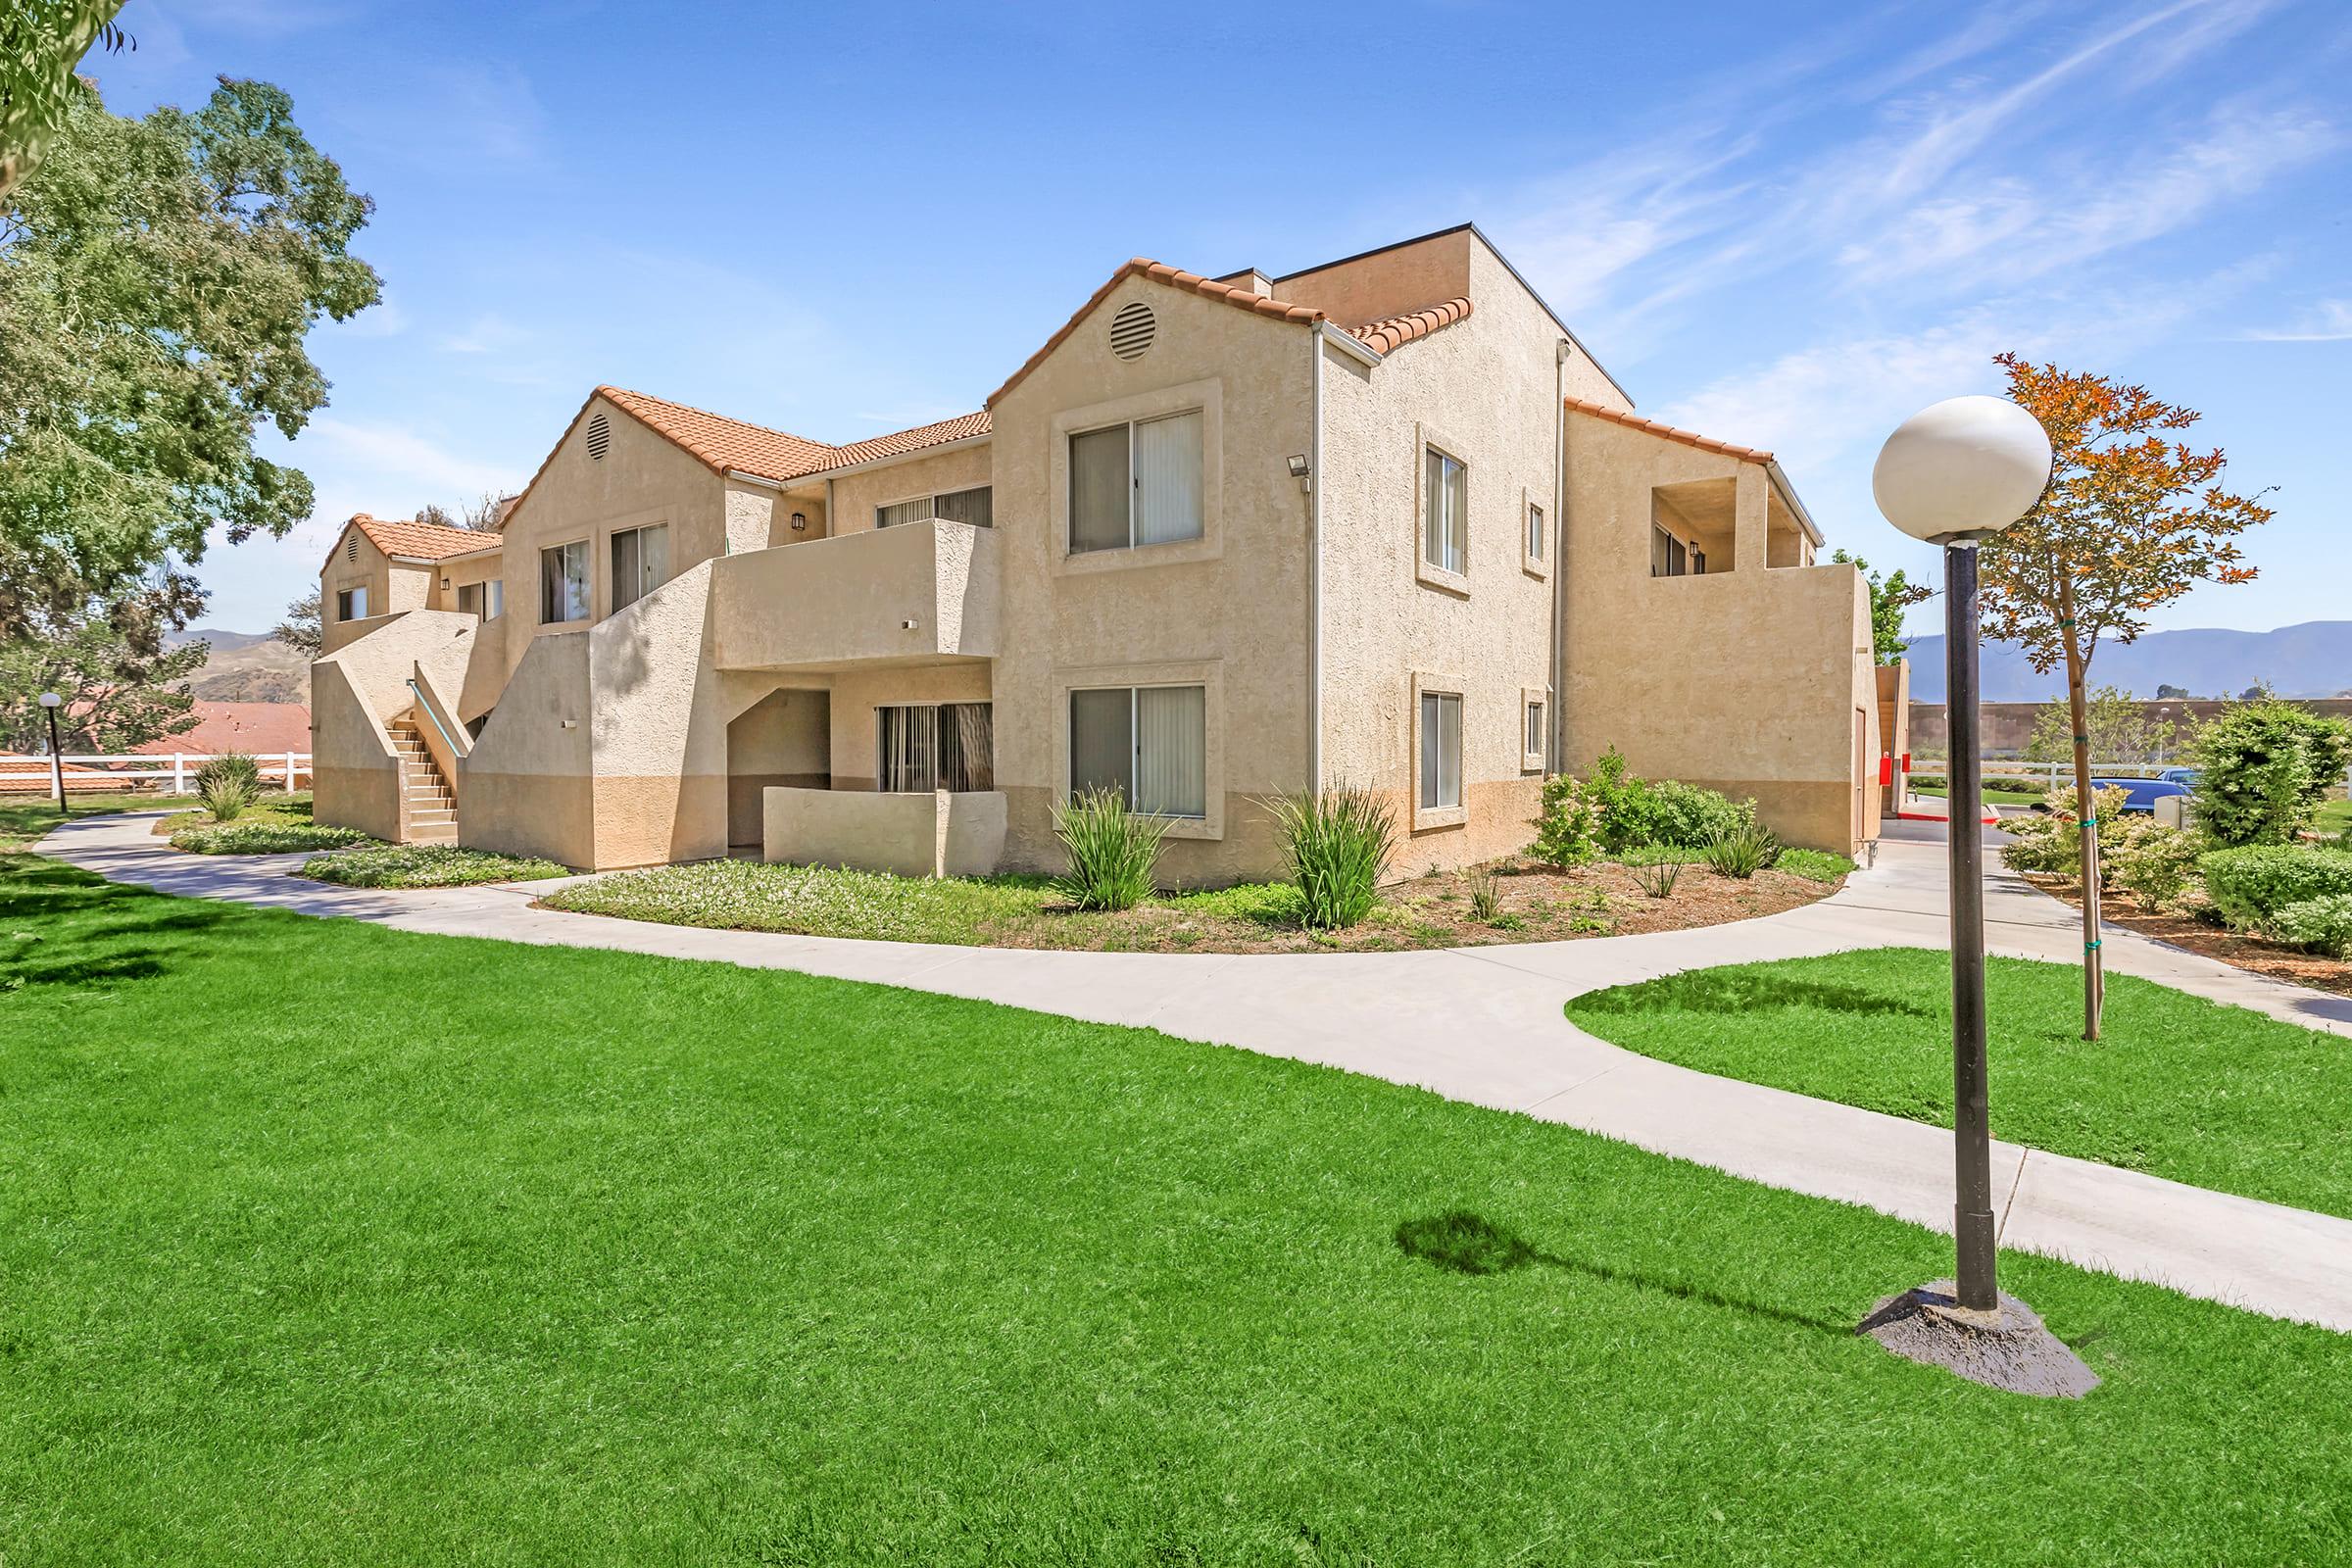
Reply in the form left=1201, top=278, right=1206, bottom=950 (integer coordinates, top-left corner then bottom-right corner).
left=1860, top=398, right=2094, bottom=1396
left=38, top=692, right=66, bottom=811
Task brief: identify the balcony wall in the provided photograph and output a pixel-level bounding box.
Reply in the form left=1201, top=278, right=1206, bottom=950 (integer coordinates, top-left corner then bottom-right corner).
left=710, top=518, right=999, bottom=671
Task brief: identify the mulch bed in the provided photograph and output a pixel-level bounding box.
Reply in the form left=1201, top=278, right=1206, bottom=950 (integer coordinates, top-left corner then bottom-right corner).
left=2024, top=873, right=2352, bottom=1000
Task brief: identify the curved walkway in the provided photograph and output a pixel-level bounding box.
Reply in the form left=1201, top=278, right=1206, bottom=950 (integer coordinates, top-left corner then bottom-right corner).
left=37, top=813, right=2352, bottom=1332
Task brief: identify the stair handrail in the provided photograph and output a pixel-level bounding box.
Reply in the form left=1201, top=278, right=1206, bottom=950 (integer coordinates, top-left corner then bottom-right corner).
left=406, top=675, right=466, bottom=758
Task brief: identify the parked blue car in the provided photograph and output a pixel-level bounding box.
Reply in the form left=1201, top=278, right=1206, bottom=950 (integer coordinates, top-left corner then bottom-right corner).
left=2158, top=766, right=2199, bottom=786
left=2034, top=778, right=2190, bottom=815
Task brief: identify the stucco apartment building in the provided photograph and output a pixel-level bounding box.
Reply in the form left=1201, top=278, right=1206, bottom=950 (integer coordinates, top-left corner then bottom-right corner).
left=315, top=223, right=1882, bottom=881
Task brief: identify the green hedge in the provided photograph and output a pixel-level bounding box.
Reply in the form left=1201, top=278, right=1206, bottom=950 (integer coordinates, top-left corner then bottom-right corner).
left=2199, top=844, right=2352, bottom=927
left=171, top=821, right=375, bottom=856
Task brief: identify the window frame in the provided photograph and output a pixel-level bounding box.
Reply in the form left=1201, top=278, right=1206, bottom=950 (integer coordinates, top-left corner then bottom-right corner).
left=1066, top=682, right=1208, bottom=820
left=1049, top=377, right=1224, bottom=577
left=539, top=538, right=590, bottom=625
left=334, top=585, right=368, bottom=622
left=1066, top=409, right=1204, bottom=556
left=608, top=521, right=669, bottom=614
left=1053, top=659, right=1223, bottom=838
left=1410, top=671, right=1469, bottom=830
left=1523, top=489, right=1549, bottom=578
left=874, top=701, right=995, bottom=793
left=1522, top=687, right=1550, bottom=773
left=1413, top=422, right=1471, bottom=595
left=1649, top=524, right=1690, bottom=579
left=876, top=485, right=993, bottom=531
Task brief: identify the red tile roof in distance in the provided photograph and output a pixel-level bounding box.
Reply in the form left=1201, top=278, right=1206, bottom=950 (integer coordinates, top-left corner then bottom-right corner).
left=129, top=702, right=314, bottom=757
left=349, top=514, right=498, bottom=561
left=826, top=410, right=993, bottom=468
left=1561, top=395, right=1775, bottom=464
left=596, top=385, right=839, bottom=484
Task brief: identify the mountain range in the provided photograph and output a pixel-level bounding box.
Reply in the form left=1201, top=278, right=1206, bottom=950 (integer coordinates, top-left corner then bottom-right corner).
left=1902, top=620, right=2352, bottom=703
left=164, top=627, right=311, bottom=704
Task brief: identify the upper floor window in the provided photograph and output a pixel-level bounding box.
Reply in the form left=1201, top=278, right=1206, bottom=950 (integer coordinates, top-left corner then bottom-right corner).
left=456, top=580, right=505, bottom=620
left=610, top=523, right=669, bottom=612
left=1649, top=525, right=1690, bottom=578
left=877, top=486, right=993, bottom=530
left=1527, top=502, right=1545, bottom=562
left=334, top=586, right=368, bottom=621
left=1423, top=446, right=1467, bottom=575
left=1068, top=411, right=1203, bottom=554
left=540, top=540, right=589, bottom=624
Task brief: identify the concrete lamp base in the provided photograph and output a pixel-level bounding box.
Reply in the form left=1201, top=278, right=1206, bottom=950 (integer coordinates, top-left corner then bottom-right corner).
left=1859, top=1281, right=2100, bottom=1398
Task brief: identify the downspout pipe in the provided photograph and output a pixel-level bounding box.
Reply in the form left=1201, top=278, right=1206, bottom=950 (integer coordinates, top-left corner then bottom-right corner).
left=1307, top=323, right=1326, bottom=795
left=1550, top=340, right=1570, bottom=770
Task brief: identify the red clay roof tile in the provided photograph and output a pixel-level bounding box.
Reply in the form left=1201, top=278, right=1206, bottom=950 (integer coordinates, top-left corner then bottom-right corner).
left=349, top=514, right=499, bottom=561
left=1347, top=297, right=1473, bottom=355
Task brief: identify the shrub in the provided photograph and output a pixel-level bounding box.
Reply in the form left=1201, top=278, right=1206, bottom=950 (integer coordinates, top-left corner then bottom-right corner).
left=2107, top=818, right=2200, bottom=909
left=1702, top=822, right=1780, bottom=879
left=2192, top=699, right=2352, bottom=848
left=1263, top=786, right=1396, bottom=929
left=1632, top=859, right=1682, bottom=898
left=194, top=751, right=261, bottom=822
left=1775, top=849, right=1856, bottom=884
left=301, top=844, right=566, bottom=888
left=195, top=751, right=262, bottom=792
left=1052, top=789, right=1168, bottom=912
left=1998, top=784, right=2130, bottom=880
left=1467, top=868, right=1501, bottom=922
left=1531, top=774, right=1601, bottom=867
left=171, top=821, right=374, bottom=856
left=2266, top=895, right=2352, bottom=957
left=2199, top=844, right=2352, bottom=929
left=1575, top=746, right=1754, bottom=854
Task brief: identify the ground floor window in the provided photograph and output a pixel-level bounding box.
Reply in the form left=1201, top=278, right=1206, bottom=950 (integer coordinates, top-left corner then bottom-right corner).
left=877, top=702, right=994, bottom=792
left=1069, top=684, right=1206, bottom=817
left=1419, top=691, right=1462, bottom=810
left=1524, top=697, right=1546, bottom=762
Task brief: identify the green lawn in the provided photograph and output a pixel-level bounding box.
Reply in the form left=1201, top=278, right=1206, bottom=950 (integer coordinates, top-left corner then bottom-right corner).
left=2319, top=796, right=2351, bottom=838
left=1569, top=948, right=2352, bottom=1218
left=3, top=859, right=2350, bottom=1561
left=0, top=790, right=194, bottom=852
left=1911, top=783, right=2047, bottom=806
left=301, top=842, right=566, bottom=887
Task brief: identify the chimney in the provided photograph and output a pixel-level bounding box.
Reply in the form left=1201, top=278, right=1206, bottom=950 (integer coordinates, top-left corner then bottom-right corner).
left=1215, top=268, right=1276, bottom=298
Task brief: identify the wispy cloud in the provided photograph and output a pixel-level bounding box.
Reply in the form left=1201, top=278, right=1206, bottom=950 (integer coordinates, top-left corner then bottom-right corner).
left=437, top=313, right=529, bottom=356
left=2242, top=298, right=2352, bottom=341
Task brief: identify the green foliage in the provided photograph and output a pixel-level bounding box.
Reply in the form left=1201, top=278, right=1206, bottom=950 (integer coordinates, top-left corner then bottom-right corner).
left=1998, top=784, right=2130, bottom=880
left=1575, top=746, right=1755, bottom=854
left=1829, top=549, right=1931, bottom=664
left=301, top=844, right=565, bottom=888
left=196, top=751, right=261, bottom=792
left=1701, top=822, right=1780, bottom=879
left=0, top=3, right=127, bottom=202
left=2266, top=895, right=2352, bottom=958
left=1264, top=785, right=1396, bottom=929
left=196, top=764, right=258, bottom=823
left=1051, top=788, right=1168, bottom=911
left=1632, top=859, right=1682, bottom=898
left=2106, top=818, right=2200, bottom=909
left=2190, top=699, right=2352, bottom=848
left=2022, top=685, right=2193, bottom=766
left=0, top=76, right=380, bottom=634
left=2198, top=845, right=2352, bottom=929
left=1775, top=849, right=1856, bottom=884
left=1531, top=772, right=1603, bottom=867
left=0, top=584, right=206, bottom=752
left=170, top=819, right=371, bottom=855
left=1466, top=867, right=1501, bottom=922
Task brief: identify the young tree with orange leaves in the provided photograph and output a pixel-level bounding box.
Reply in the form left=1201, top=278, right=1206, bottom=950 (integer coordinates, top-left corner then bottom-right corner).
left=1981, top=353, right=2269, bottom=1040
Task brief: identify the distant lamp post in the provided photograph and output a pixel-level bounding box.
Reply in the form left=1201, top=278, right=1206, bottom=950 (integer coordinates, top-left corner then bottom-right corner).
left=1864, top=397, right=2093, bottom=1396
left=38, top=691, right=66, bottom=810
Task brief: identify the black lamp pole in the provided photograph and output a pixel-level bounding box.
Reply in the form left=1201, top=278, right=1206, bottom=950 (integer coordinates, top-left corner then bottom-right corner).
left=44, top=700, right=67, bottom=812
left=1942, top=541, right=1998, bottom=1315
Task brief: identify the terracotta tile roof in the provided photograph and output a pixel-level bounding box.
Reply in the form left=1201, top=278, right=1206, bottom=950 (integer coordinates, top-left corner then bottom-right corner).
left=1561, top=395, right=1774, bottom=464
left=130, top=702, right=314, bottom=757
left=825, top=410, right=993, bottom=469
left=1348, top=297, right=1473, bottom=355
left=349, top=513, right=499, bottom=562
left=988, top=259, right=1327, bottom=407
left=596, top=385, right=838, bottom=484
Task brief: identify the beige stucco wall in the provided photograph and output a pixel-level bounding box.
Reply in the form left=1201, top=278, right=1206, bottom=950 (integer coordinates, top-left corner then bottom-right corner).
left=1317, top=239, right=1578, bottom=876
left=708, top=519, right=1000, bottom=671
left=311, top=610, right=480, bottom=843
left=826, top=443, right=993, bottom=538
left=726, top=689, right=829, bottom=845
left=1272, top=228, right=1474, bottom=329
left=318, top=522, right=434, bottom=654
left=988, top=273, right=1318, bottom=886
left=459, top=625, right=596, bottom=866
left=763, top=787, right=1006, bottom=879
left=828, top=663, right=993, bottom=794
left=1560, top=412, right=1878, bottom=854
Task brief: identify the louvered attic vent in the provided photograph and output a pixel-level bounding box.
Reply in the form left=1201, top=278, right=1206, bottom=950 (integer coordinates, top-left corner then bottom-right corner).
left=585, top=411, right=611, bottom=460
left=1109, top=301, right=1155, bottom=361
left=346, top=535, right=359, bottom=562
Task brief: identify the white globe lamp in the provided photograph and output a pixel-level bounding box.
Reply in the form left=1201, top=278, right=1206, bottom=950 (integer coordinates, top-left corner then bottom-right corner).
left=1872, top=394, right=2051, bottom=545
left=1856, top=395, right=2095, bottom=1397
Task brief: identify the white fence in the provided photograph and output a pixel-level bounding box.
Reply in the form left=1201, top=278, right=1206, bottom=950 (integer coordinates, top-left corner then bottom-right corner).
left=0, top=752, right=311, bottom=794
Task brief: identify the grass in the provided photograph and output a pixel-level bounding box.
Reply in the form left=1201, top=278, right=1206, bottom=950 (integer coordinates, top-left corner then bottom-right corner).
left=1, top=858, right=2350, bottom=1562
left=0, top=790, right=200, bottom=852
left=2318, top=796, right=2351, bottom=839
left=1569, top=948, right=2352, bottom=1218
left=1913, top=783, right=2048, bottom=806
left=300, top=843, right=568, bottom=887
left=157, top=789, right=314, bottom=836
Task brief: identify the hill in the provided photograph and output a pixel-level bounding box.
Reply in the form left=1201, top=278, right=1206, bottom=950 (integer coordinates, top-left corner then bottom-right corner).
left=166, top=626, right=311, bottom=704
left=1902, top=620, right=2352, bottom=703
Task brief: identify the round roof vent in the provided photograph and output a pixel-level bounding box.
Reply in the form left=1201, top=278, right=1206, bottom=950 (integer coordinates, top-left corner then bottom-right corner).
left=1109, top=300, right=1155, bottom=362
left=585, top=411, right=611, bottom=460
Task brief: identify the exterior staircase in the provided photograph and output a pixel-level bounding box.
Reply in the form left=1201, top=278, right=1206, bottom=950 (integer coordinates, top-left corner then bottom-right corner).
left=386, top=715, right=459, bottom=844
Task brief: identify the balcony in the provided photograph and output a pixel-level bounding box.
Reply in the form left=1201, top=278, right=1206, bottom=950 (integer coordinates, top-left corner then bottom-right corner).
left=710, top=517, right=1000, bottom=671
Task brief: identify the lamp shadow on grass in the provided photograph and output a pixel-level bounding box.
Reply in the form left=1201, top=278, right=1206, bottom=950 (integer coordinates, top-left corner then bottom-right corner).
left=1394, top=1210, right=1851, bottom=1339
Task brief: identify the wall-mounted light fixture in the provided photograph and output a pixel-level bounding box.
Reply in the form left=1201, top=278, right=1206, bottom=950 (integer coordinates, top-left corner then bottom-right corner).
left=901, top=617, right=920, bottom=631
left=1285, top=455, right=1309, bottom=479
left=790, top=512, right=808, bottom=531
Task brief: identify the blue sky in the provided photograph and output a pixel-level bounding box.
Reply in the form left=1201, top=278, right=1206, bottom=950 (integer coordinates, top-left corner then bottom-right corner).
left=91, top=0, right=2352, bottom=637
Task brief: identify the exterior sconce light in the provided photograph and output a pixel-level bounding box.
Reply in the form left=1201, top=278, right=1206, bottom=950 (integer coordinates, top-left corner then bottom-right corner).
left=1862, top=394, right=2082, bottom=1396
left=1285, top=455, right=1308, bottom=479
left=901, top=617, right=919, bottom=631
left=790, top=513, right=808, bottom=531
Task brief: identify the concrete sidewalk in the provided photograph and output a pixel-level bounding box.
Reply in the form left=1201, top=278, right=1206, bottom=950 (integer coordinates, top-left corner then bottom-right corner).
left=37, top=811, right=2352, bottom=1332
